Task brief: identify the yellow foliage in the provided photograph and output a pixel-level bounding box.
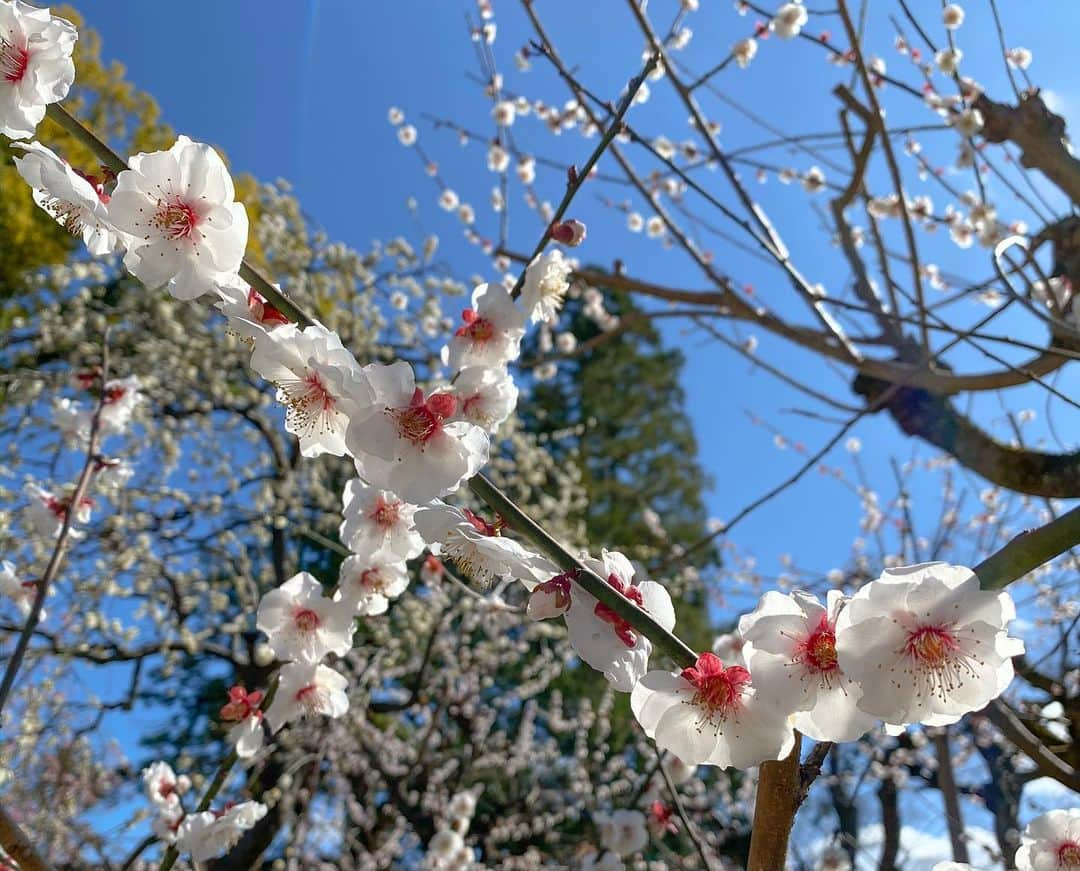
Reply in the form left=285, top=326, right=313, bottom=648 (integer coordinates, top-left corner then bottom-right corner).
left=0, top=6, right=266, bottom=293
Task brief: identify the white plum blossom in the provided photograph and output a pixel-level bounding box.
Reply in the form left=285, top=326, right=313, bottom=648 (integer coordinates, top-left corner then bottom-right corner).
left=487, top=142, right=510, bottom=173
left=772, top=2, right=808, bottom=39
left=739, top=590, right=876, bottom=742
left=0, top=560, right=35, bottom=617
left=256, top=572, right=355, bottom=664
left=711, top=631, right=747, bottom=668
left=228, top=717, right=264, bottom=759
left=563, top=550, right=675, bottom=691
left=520, top=249, right=572, bottom=324
left=1015, top=809, right=1080, bottom=871
left=23, top=481, right=91, bottom=538
left=594, top=809, right=648, bottom=857
left=445, top=283, right=526, bottom=370
left=802, top=166, right=826, bottom=193
left=337, top=551, right=409, bottom=615
left=414, top=502, right=555, bottom=588
left=0, top=0, right=76, bottom=139
left=250, top=323, right=373, bottom=458
left=11, top=141, right=117, bottom=254
left=215, top=276, right=293, bottom=340
left=177, top=801, right=268, bottom=863
left=835, top=562, right=1023, bottom=727
left=339, top=479, right=423, bottom=560
left=265, top=661, right=350, bottom=733
left=142, top=761, right=189, bottom=812
left=449, top=366, right=519, bottom=432
left=426, top=829, right=470, bottom=869
left=1006, top=47, right=1032, bottom=70
left=52, top=396, right=91, bottom=443
left=733, top=37, right=757, bottom=69
left=942, top=4, right=964, bottom=29
left=108, top=135, right=249, bottom=300
left=935, top=47, right=963, bottom=75
left=345, top=361, right=489, bottom=504
left=492, top=100, right=515, bottom=126
left=527, top=571, right=574, bottom=620
left=953, top=107, right=983, bottom=137
left=100, top=375, right=142, bottom=433
left=631, top=651, right=796, bottom=768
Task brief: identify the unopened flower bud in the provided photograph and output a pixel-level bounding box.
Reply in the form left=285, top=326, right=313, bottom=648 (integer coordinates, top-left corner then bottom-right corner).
left=527, top=572, right=575, bottom=620
left=549, top=219, right=587, bottom=247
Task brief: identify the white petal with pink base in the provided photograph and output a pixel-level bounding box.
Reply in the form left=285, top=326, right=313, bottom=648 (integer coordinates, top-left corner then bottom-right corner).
left=256, top=571, right=355, bottom=664
left=835, top=562, right=1023, bottom=728
left=265, top=661, right=349, bottom=733
left=739, top=589, right=876, bottom=742
left=563, top=550, right=675, bottom=692
left=11, top=141, right=117, bottom=254
left=339, top=478, right=423, bottom=560
left=345, top=361, right=489, bottom=504
left=251, top=323, right=374, bottom=458
left=337, top=551, right=409, bottom=616
left=108, top=135, right=249, bottom=300
left=1015, top=809, right=1080, bottom=871
left=0, top=0, right=77, bottom=139
left=444, top=283, right=526, bottom=371
left=631, top=652, right=795, bottom=768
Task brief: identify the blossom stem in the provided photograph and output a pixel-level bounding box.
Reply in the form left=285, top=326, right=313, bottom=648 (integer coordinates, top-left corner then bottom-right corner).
left=656, top=749, right=715, bottom=870
left=505, top=42, right=658, bottom=301
left=157, top=679, right=278, bottom=871
left=45, top=84, right=698, bottom=676
left=974, top=503, right=1080, bottom=589
left=43, top=103, right=308, bottom=326
left=468, top=476, right=697, bottom=667
left=0, top=334, right=109, bottom=722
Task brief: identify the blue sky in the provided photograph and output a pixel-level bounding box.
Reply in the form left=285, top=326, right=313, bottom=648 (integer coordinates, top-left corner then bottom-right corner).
left=59, top=0, right=1080, bottom=865
left=64, top=0, right=1080, bottom=583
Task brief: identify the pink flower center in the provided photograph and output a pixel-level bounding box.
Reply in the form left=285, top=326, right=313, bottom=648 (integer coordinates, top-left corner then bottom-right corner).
left=220, top=685, right=263, bottom=721
left=793, top=615, right=839, bottom=675
left=463, top=508, right=505, bottom=536
left=899, top=623, right=982, bottom=701
left=681, top=653, right=751, bottom=720
left=157, top=781, right=175, bottom=800
left=246, top=288, right=291, bottom=327
left=1058, top=842, right=1080, bottom=866
left=455, top=308, right=495, bottom=342
left=293, top=608, right=321, bottom=632
left=904, top=626, right=961, bottom=668
left=151, top=199, right=199, bottom=241
left=282, top=372, right=337, bottom=438
left=593, top=573, right=645, bottom=648
left=295, top=683, right=327, bottom=713
left=0, top=37, right=29, bottom=83
left=391, top=388, right=456, bottom=446
left=369, top=496, right=401, bottom=530
left=360, top=568, right=387, bottom=594
left=104, top=385, right=127, bottom=405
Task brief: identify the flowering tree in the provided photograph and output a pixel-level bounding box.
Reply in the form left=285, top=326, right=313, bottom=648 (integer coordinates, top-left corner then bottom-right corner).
left=1, top=1, right=1079, bottom=870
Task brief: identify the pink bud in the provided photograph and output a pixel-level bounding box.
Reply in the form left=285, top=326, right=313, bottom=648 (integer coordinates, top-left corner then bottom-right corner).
left=549, top=219, right=587, bottom=247
left=527, top=572, right=575, bottom=620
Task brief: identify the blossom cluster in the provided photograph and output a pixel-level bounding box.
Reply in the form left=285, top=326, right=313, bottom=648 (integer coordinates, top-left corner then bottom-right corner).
left=1, top=1, right=1062, bottom=868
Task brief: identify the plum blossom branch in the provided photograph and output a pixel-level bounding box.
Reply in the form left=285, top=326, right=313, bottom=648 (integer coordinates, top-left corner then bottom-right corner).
left=0, top=332, right=109, bottom=722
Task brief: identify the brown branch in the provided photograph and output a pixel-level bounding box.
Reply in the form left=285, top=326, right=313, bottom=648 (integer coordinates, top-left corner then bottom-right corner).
left=985, top=700, right=1080, bottom=792
left=977, top=91, right=1080, bottom=206
left=0, top=802, right=55, bottom=871
left=746, top=733, right=801, bottom=871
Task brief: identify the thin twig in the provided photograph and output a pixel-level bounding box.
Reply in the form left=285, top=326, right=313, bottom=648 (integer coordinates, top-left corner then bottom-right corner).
left=0, top=333, right=110, bottom=720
